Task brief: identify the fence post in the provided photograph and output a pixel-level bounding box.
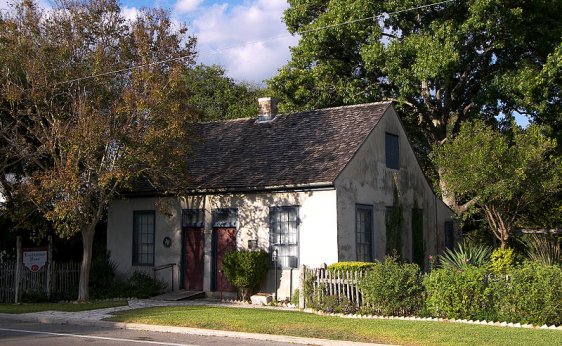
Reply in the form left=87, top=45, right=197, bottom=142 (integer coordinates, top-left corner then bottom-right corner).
left=14, top=236, right=22, bottom=304
left=46, top=236, right=52, bottom=299
left=298, top=264, right=306, bottom=309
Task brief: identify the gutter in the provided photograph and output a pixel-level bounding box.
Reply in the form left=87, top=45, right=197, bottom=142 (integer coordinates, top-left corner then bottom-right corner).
left=120, top=182, right=336, bottom=198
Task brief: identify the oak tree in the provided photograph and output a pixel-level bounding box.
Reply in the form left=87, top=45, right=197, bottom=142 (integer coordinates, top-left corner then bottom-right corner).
left=0, top=0, right=197, bottom=300
left=432, top=120, right=561, bottom=248
left=268, top=0, right=562, bottom=211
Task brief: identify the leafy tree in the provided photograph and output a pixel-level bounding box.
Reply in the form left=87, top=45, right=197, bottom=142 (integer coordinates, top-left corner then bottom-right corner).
left=185, top=65, right=262, bottom=121
left=268, top=0, right=562, bottom=210
left=432, top=120, right=561, bottom=248
left=0, top=0, right=197, bottom=300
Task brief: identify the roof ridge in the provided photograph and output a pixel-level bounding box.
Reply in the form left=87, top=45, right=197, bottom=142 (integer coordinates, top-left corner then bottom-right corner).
left=198, top=101, right=393, bottom=124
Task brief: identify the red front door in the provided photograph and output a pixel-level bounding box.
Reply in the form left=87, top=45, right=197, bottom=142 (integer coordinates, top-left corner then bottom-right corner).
left=213, top=227, right=237, bottom=292
left=183, top=227, right=204, bottom=290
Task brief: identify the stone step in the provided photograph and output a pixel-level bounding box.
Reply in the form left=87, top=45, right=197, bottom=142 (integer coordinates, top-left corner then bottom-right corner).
left=151, top=290, right=206, bottom=301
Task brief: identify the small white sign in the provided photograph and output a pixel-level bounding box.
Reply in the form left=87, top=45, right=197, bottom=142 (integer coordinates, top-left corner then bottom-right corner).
left=23, top=249, right=47, bottom=272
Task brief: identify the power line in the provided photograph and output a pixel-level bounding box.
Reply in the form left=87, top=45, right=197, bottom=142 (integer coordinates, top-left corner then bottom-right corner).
left=58, top=0, right=456, bottom=85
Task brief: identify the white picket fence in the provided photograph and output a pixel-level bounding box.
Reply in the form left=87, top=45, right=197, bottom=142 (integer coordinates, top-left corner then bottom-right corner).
left=301, top=265, right=366, bottom=307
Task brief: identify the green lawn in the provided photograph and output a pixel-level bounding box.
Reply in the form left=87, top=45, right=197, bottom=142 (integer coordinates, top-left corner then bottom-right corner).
left=0, top=300, right=128, bottom=314
left=107, top=306, right=561, bottom=346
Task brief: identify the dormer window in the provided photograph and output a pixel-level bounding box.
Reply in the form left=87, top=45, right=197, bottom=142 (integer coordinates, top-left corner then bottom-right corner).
left=385, top=132, right=399, bottom=169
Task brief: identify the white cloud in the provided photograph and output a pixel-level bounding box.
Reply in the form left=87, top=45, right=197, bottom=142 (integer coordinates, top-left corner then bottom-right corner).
left=175, top=0, right=203, bottom=14
left=184, top=0, right=299, bottom=84
left=121, top=6, right=139, bottom=22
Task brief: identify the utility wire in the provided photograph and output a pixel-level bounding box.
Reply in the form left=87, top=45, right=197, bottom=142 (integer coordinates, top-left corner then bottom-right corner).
left=59, top=0, right=456, bottom=85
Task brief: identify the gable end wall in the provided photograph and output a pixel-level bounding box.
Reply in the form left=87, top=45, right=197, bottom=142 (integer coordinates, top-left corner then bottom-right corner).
left=334, top=107, right=453, bottom=267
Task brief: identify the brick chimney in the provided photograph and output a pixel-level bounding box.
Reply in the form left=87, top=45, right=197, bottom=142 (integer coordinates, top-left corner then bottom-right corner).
left=256, top=97, right=277, bottom=123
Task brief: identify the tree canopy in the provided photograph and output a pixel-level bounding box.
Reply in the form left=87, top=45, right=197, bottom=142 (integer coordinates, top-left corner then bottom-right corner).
left=0, top=0, right=197, bottom=300
left=268, top=0, right=562, bottom=210
left=432, top=120, right=562, bottom=248
left=185, top=65, right=262, bottom=121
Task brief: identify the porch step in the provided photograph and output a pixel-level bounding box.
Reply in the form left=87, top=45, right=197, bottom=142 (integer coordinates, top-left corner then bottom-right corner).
left=151, top=290, right=205, bottom=301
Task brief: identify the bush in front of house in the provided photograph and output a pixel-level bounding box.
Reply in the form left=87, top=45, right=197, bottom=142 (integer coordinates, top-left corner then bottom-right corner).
left=358, top=256, right=424, bottom=316
left=424, top=265, right=496, bottom=321
left=316, top=295, right=358, bottom=314
left=327, top=261, right=376, bottom=272
left=494, top=261, right=562, bottom=326
left=222, top=250, right=269, bottom=301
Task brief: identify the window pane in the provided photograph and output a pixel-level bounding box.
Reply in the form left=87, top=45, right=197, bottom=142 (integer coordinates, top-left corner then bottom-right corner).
left=269, top=207, right=299, bottom=268
left=133, top=211, right=155, bottom=266
left=385, top=133, right=399, bottom=169
left=356, top=206, right=373, bottom=262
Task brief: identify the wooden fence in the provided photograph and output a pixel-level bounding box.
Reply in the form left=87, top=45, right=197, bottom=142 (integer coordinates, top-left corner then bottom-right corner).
left=302, top=265, right=366, bottom=308
left=0, top=261, right=80, bottom=303
left=0, top=262, right=16, bottom=303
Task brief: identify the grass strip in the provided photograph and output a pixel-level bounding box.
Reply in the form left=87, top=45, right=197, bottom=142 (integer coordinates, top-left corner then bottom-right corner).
left=107, top=306, right=562, bottom=346
left=0, top=300, right=128, bottom=314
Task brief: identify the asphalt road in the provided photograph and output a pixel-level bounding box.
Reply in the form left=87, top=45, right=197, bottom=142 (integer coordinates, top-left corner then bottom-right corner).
left=0, top=320, right=296, bottom=346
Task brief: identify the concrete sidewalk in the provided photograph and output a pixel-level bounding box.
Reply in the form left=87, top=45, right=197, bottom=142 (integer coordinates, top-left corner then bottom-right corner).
left=0, top=299, right=393, bottom=346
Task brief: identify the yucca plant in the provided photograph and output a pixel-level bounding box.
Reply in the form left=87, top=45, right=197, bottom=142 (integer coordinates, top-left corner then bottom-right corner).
left=439, top=242, right=493, bottom=270
left=523, top=234, right=561, bottom=266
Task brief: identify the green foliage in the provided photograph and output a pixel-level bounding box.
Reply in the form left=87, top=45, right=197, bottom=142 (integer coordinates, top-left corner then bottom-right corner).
left=184, top=65, right=262, bottom=121
left=411, top=207, right=424, bottom=268
left=326, top=262, right=375, bottom=272
left=358, top=256, right=424, bottom=316
left=290, top=289, right=299, bottom=306
left=89, top=251, right=117, bottom=293
left=494, top=262, right=562, bottom=326
left=0, top=0, right=198, bottom=301
left=385, top=176, right=403, bottom=256
left=126, top=271, right=166, bottom=299
left=222, top=250, right=269, bottom=300
left=433, top=120, right=561, bottom=247
left=490, top=247, right=517, bottom=275
left=439, top=242, right=492, bottom=271
left=269, top=0, right=562, bottom=187
left=316, top=295, right=357, bottom=314
left=523, top=234, right=561, bottom=266
left=21, top=290, right=49, bottom=303
left=424, top=265, right=496, bottom=320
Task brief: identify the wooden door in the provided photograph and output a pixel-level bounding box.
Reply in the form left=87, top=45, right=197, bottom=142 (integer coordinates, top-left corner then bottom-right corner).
left=213, top=227, right=237, bottom=292
left=183, top=227, right=204, bottom=290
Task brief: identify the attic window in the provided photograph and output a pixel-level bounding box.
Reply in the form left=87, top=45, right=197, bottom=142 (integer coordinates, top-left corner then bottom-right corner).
left=385, top=133, right=399, bottom=169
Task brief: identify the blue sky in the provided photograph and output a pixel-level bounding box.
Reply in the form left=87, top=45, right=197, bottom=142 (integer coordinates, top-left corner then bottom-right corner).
left=0, top=0, right=296, bottom=84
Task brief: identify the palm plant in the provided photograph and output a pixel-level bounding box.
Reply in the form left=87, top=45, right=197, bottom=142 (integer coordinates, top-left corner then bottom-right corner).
left=439, top=242, right=493, bottom=270
left=523, top=234, right=561, bottom=266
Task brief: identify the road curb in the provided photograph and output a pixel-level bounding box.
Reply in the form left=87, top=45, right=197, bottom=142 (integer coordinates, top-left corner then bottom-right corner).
left=0, top=313, right=391, bottom=346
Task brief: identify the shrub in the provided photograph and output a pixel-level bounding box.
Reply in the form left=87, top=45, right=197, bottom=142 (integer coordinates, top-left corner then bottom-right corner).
left=523, top=234, right=561, bottom=266
left=21, top=290, right=49, bottom=303
left=358, top=256, right=424, bottom=316
left=126, top=271, right=166, bottom=298
left=291, top=289, right=299, bottom=306
left=424, top=265, right=496, bottom=320
left=490, top=247, right=516, bottom=275
left=316, top=295, right=357, bottom=314
left=439, top=242, right=492, bottom=270
left=222, top=250, right=269, bottom=300
left=327, top=261, right=375, bottom=272
left=495, top=262, right=562, bottom=326
left=89, top=251, right=118, bottom=298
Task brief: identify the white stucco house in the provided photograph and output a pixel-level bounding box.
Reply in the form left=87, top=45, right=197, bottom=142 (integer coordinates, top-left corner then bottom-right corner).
left=107, top=99, right=455, bottom=299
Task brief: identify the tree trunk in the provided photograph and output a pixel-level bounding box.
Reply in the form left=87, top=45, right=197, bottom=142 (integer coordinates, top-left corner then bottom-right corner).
left=438, top=170, right=459, bottom=211
left=78, top=225, right=96, bottom=301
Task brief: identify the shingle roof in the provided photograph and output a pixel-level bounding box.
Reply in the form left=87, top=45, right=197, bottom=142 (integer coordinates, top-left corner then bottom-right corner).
left=185, top=102, right=391, bottom=191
